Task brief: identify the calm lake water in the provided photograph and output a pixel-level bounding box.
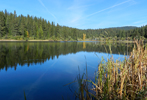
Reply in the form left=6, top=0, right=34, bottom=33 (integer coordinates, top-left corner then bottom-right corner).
left=0, top=41, right=134, bottom=100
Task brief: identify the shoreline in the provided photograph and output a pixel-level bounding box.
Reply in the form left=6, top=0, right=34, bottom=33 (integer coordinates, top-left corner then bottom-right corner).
left=0, top=39, right=135, bottom=43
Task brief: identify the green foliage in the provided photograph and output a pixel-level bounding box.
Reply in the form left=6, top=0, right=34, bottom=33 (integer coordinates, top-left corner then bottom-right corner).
left=55, top=23, right=59, bottom=38
left=36, top=30, right=39, bottom=39
left=39, top=26, right=43, bottom=39
left=50, top=22, right=55, bottom=37
left=24, top=30, right=29, bottom=38
left=63, top=27, right=67, bottom=39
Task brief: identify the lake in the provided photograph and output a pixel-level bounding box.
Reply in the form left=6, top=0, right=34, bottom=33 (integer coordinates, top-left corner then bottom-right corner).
left=0, top=41, right=134, bottom=100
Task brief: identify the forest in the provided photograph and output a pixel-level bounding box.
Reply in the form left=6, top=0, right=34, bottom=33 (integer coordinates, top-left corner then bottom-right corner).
left=0, top=10, right=147, bottom=41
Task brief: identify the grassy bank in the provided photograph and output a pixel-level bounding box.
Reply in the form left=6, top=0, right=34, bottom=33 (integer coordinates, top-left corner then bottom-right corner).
left=0, top=39, right=135, bottom=43
left=73, top=41, right=147, bottom=100
left=0, top=39, right=75, bottom=42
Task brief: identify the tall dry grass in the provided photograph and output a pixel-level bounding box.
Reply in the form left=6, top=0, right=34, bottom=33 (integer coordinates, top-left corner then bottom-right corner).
left=74, top=41, right=147, bottom=100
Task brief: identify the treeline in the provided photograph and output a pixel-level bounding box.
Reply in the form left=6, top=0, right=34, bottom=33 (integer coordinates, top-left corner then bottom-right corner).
left=0, top=42, right=134, bottom=71
left=83, top=26, right=147, bottom=40
left=0, top=10, right=80, bottom=40
left=0, top=10, right=147, bottom=40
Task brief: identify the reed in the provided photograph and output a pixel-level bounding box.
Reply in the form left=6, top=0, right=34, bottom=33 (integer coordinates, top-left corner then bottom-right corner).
left=74, top=41, right=147, bottom=100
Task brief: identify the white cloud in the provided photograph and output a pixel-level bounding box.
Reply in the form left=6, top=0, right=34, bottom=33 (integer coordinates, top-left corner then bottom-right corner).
left=133, top=20, right=147, bottom=27
left=133, top=20, right=146, bottom=24
left=67, top=4, right=93, bottom=10
left=71, top=16, right=81, bottom=23
left=38, top=0, right=57, bottom=21
left=65, top=2, right=89, bottom=27
left=86, top=0, right=132, bottom=17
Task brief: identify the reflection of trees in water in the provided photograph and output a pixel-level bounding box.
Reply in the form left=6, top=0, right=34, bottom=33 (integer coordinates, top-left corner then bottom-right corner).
left=0, top=42, right=134, bottom=71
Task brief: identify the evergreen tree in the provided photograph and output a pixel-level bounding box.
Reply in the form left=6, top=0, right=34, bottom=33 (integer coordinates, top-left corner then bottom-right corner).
left=50, top=22, right=55, bottom=37
left=39, top=26, right=43, bottom=39
left=18, top=20, right=24, bottom=36
left=55, top=23, right=60, bottom=38
left=35, top=23, right=39, bottom=39
left=42, top=19, right=48, bottom=38
left=5, top=15, right=10, bottom=36
left=73, top=28, right=77, bottom=40
left=0, top=11, right=5, bottom=37
left=63, top=27, right=67, bottom=39
left=47, top=21, right=51, bottom=38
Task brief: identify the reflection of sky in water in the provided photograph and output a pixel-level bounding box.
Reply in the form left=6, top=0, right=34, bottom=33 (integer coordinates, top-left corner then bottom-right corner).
left=0, top=51, right=126, bottom=100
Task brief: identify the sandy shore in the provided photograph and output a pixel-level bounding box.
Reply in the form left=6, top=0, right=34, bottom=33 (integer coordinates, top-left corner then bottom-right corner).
left=0, top=39, right=59, bottom=42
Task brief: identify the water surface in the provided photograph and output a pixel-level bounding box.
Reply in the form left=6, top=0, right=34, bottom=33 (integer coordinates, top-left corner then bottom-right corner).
left=0, top=41, right=133, bottom=100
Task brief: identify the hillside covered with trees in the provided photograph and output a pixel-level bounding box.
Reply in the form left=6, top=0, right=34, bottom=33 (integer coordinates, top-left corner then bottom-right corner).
left=0, top=10, right=147, bottom=41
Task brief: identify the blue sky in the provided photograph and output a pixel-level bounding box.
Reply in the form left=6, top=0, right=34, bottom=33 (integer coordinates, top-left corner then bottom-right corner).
left=0, top=0, right=147, bottom=29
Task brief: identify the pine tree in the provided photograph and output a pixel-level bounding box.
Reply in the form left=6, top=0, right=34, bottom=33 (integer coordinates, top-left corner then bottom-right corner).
left=39, top=26, right=43, bottom=39
left=0, top=11, right=5, bottom=37
left=4, top=9, right=9, bottom=38
left=0, top=23, right=1, bottom=38
left=42, top=19, right=48, bottom=37
left=47, top=21, right=51, bottom=38
left=35, top=24, right=39, bottom=39
left=18, top=20, right=24, bottom=36
left=36, top=30, right=39, bottom=39
left=50, top=22, right=55, bottom=37
left=63, top=27, right=67, bottom=39
left=73, top=28, right=77, bottom=40
left=12, top=10, right=19, bottom=36
left=55, top=23, right=60, bottom=38
left=5, top=15, right=10, bottom=36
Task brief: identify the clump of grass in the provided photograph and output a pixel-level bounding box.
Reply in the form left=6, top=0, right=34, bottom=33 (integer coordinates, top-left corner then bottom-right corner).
left=74, top=41, right=147, bottom=100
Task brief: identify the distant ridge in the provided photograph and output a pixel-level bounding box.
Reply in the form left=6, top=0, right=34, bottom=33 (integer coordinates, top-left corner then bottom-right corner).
left=107, top=26, right=138, bottom=30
